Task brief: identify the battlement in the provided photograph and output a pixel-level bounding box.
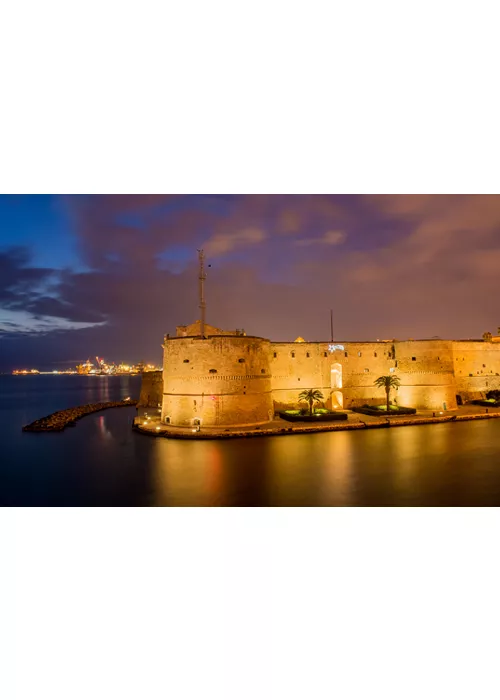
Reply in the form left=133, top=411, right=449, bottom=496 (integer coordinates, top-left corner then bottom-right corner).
left=175, top=320, right=246, bottom=338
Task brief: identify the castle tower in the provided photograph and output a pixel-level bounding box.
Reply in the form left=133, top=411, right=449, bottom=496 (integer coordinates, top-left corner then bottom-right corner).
left=161, top=333, right=273, bottom=427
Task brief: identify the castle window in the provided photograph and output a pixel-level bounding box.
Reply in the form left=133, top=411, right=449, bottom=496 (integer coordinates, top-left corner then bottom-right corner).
left=164, top=417, right=171, bottom=424
left=324, top=352, right=327, bottom=357
left=273, top=352, right=277, bottom=358
left=483, top=364, right=486, bottom=368
left=261, top=369, right=266, bottom=374
left=412, top=357, right=416, bottom=361
left=364, top=368, right=369, bottom=373
left=209, top=369, right=217, bottom=374
left=374, top=352, right=377, bottom=358
left=238, top=358, right=245, bottom=363
left=306, top=352, right=310, bottom=358
left=395, top=361, right=398, bottom=367
left=291, top=352, right=295, bottom=358
left=345, top=351, right=348, bottom=357
left=183, top=359, right=189, bottom=363
left=358, top=351, right=362, bottom=357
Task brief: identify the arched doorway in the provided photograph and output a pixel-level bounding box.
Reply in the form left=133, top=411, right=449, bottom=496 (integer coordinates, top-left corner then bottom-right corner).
left=332, top=390, right=343, bottom=408
left=330, top=363, right=343, bottom=407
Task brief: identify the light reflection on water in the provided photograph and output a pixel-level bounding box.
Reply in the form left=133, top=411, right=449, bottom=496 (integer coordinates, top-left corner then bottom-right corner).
left=3, top=375, right=500, bottom=505
left=150, top=420, right=500, bottom=507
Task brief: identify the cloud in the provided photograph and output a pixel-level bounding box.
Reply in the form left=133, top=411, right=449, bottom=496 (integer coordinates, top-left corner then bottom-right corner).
left=0, top=309, right=105, bottom=335
left=204, top=227, right=266, bottom=256
left=295, top=230, right=346, bottom=246
left=0, top=247, right=107, bottom=350
left=3, top=194, right=500, bottom=371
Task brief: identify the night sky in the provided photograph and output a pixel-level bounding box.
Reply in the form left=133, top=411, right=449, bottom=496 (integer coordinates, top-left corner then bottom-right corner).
left=1, top=194, right=499, bottom=371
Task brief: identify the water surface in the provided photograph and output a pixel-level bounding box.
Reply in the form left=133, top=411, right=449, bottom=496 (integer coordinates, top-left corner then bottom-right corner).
left=1, top=375, right=500, bottom=506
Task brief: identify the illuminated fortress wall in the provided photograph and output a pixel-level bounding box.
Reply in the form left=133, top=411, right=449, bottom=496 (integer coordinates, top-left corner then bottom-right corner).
left=270, top=342, right=333, bottom=411
left=161, top=335, right=273, bottom=427
left=452, top=341, right=500, bottom=401
left=387, top=340, right=457, bottom=410
left=270, top=339, right=457, bottom=411
left=138, top=370, right=163, bottom=408
left=144, top=321, right=500, bottom=425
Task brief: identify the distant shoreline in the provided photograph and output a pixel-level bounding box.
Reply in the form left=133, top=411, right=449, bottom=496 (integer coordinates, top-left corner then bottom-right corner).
left=9, top=372, right=144, bottom=376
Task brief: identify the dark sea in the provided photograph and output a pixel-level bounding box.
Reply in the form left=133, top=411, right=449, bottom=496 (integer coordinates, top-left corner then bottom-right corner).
left=2, top=374, right=500, bottom=506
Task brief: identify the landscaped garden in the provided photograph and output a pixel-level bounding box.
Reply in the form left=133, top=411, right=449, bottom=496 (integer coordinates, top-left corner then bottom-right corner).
left=279, top=389, right=348, bottom=422
left=279, top=409, right=348, bottom=422
left=471, top=390, right=500, bottom=407
left=352, top=374, right=416, bottom=416
left=279, top=376, right=417, bottom=421
left=351, top=404, right=417, bottom=417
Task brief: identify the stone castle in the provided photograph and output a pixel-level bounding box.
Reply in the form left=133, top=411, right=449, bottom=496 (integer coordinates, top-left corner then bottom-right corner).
left=139, top=320, right=500, bottom=428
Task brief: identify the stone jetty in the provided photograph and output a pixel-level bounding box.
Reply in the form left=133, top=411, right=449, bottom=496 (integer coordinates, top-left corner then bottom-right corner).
left=22, top=399, right=137, bottom=432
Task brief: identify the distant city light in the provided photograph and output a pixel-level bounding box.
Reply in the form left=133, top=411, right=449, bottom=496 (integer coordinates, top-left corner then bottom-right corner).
left=13, top=360, right=161, bottom=376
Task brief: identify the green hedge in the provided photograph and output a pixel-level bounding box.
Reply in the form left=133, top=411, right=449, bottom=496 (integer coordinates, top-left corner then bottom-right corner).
left=279, top=411, right=348, bottom=423
left=352, top=405, right=416, bottom=417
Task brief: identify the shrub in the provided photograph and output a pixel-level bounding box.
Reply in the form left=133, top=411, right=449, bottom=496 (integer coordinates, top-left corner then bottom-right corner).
left=279, top=411, right=348, bottom=423
left=352, top=405, right=416, bottom=417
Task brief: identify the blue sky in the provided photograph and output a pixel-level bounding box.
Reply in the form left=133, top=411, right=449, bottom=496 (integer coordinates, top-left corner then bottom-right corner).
left=0, top=195, right=82, bottom=270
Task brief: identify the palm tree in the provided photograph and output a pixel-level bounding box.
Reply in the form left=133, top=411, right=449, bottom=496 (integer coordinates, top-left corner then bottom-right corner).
left=298, top=388, right=324, bottom=416
left=374, top=375, right=401, bottom=413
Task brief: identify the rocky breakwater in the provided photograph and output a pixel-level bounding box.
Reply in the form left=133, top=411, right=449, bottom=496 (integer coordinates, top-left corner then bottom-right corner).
left=22, top=399, right=137, bottom=432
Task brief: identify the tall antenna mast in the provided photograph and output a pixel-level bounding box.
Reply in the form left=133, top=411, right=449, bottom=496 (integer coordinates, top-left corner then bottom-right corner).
left=330, top=309, right=334, bottom=343
left=198, top=249, right=207, bottom=338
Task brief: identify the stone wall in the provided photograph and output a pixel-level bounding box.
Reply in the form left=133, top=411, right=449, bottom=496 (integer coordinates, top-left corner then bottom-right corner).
left=162, top=335, right=273, bottom=427
left=453, top=340, right=500, bottom=401
left=388, top=340, right=457, bottom=410
left=270, top=341, right=332, bottom=411
left=148, top=325, right=500, bottom=424
left=137, top=370, right=163, bottom=407
left=175, top=320, right=245, bottom=337
left=269, top=339, right=457, bottom=411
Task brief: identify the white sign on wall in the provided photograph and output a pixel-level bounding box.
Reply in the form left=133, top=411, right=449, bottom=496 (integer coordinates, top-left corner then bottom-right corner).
left=328, top=344, right=345, bottom=353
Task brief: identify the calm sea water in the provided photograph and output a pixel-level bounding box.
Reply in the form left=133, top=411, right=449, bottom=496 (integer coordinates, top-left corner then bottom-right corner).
left=1, top=374, right=500, bottom=506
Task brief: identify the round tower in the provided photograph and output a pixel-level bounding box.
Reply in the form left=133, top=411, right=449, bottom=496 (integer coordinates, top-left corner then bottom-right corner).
left=161, top=334, right=274, bottom=428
